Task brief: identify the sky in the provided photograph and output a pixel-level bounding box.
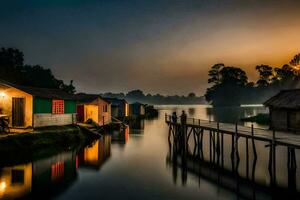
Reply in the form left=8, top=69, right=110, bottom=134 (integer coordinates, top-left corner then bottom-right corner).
left=1, top=0, right=300, bottom=95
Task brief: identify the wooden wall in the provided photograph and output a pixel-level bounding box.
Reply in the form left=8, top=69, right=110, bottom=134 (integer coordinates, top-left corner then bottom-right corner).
left=270, top=108, right=288, bottom=130
left=0, top=87, right=33, bottom=127
left=98, top=99, right=111, bottom=125
left=33, top=113, right=76, bottom=127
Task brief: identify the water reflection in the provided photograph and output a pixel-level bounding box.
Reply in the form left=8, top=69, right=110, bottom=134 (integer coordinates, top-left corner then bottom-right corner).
left=0, top=163, right=32, bottom=199
left=0, top=135, right=112, bottom=199
left=128, top=118, right=145, bottom=130
left=166, top=141, right=300, bottom=199
left=1, top=105, right=299, bottom=200
left=111, top=126, right=129, bottom=144
left=77, top=134, right=111, bottom=170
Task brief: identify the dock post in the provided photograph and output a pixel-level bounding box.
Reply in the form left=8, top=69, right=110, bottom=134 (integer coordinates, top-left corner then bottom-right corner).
left=251, top=124, right=257, bottom=158
left=221, top=132, right=224, bottom=168
left=246, top=137, right=249, bottom=179
left=212, top=131, right=216, bottom=163
left=231, top=133, right=235, bottom=171
left=182, top=116, right=187, bottom=156
left=287, top=147, right=297, bottom=191
left=235, top=122, right=240, bottom=171
left=216, top=122, right=220, bottom=166
left=200, top=129, right=204, bottom=160
left=209, top=130, right=212, bottom=163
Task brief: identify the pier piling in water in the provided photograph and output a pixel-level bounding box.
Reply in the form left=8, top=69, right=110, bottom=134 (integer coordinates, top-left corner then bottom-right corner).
left=166, top=113, right=300, bottom=189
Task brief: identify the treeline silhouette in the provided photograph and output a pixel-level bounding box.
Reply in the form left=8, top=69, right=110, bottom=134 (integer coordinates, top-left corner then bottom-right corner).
left=0, top=47, right=75, bottom=93
left=206, top=53, right=300, bottom=106
left=101, top=90, right=206, bottom=105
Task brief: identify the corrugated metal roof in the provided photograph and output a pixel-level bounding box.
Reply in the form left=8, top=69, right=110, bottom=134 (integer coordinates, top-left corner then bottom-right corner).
left=75, top=93, right=110, bottom=104
left=264, top=89, right=300, bottom=109
left=102, top=97, right=127, bottom=106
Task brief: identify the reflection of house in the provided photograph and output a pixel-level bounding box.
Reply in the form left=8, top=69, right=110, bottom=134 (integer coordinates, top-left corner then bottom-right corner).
left=0, top=163, right=32, bottom=199
left=129, top=102, right=145, bottom=116
left=129, top=118, right=144, bottom=130
left=103, top=98, right=129, bottom=118
left=32, top=151, right=77, bottom=196
left=0, top=79, right=76, bottom=128
left=76, top=94, right=112, bottom=125
left=264, top=89, right=300, bottom=132
left=112, top=126, right=129, bottom=143
left=0, top=151, right=78, bottom=199
left=78, top=135, right=111, bottom=170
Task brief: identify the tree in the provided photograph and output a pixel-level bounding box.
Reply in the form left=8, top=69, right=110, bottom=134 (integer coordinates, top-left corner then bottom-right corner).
left=219, top=66, right=248, bottom=86
left=126, top=89, right=145, bottom=100
left=61, top=80, right=76, bottom=94
left=255, top=65, right=274, bottom=87
left=188, top=92, right=196, bottom=98
left=274, top=64, right=295, bottom=81
left=0, top=47, right=76, bottom=91
left=290, top=53, right=300, bottom=68
left=205, top=64, right=249, bottom=106
left=208, top=63, right=224, bottom=85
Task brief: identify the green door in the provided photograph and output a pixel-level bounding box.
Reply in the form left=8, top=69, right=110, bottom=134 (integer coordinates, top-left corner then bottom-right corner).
left=12, top=97, right=25, bottom=127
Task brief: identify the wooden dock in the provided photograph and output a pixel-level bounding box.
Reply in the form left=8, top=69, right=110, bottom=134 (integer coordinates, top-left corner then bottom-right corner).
left=165, top=114, right=298, bottom=188
left=165, top=114, right=300, bottom=148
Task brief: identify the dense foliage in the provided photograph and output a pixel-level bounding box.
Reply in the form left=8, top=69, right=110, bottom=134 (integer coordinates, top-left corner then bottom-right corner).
left=0, top=47, right=75, bottom=94
left=205, top=54, right=300, bottom=106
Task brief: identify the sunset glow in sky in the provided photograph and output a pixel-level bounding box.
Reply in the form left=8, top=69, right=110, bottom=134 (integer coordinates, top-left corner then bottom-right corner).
left=1, top=0, right=300, bottom=95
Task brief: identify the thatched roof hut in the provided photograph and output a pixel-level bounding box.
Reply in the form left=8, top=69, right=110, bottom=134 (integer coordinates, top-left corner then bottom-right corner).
left=264, top=89, right=300, bottom=132
left=264, top=89, right=300, bottom=109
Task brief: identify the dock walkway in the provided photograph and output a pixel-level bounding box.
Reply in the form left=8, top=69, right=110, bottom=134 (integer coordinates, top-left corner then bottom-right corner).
left=165, top=114, right=300, bottom=148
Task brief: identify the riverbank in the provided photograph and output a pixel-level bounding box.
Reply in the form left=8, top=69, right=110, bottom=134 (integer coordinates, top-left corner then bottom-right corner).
left=0, top=125, right=99, bottom=166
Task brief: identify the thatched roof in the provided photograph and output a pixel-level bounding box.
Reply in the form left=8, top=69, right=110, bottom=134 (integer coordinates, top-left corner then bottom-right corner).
left=264, top=89, right=300, bottom=109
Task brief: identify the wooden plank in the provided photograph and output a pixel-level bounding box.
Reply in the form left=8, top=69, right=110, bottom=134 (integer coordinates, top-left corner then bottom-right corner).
left=166, top=115, right=300, bottom=149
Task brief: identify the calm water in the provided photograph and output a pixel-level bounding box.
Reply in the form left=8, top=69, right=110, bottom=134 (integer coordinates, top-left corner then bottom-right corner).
left=0, top=105, right=299, bottom=199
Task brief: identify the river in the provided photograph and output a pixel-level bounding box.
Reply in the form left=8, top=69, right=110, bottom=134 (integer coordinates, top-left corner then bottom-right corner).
left=0, top=105, right=299, bottom=199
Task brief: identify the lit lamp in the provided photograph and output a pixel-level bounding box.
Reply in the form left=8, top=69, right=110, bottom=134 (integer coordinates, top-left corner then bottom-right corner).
left=0, top=92, right=5, bottom=98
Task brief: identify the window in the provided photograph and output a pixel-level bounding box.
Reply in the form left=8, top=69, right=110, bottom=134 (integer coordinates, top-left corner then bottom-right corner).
left=103, top=105, right=108, bottom=112
left=52, top=100, right=64, bottom=114
left=11, top=170, right=24, bottom=184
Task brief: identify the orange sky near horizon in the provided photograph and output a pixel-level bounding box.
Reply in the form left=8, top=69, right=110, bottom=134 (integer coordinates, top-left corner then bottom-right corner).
left=1, top=0, right=300, bottom=95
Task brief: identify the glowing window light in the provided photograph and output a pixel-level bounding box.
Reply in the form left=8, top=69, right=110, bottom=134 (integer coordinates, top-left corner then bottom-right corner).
left=0, top=92, right=5, bottom=98
left=0, top=181, right=6, bottom=191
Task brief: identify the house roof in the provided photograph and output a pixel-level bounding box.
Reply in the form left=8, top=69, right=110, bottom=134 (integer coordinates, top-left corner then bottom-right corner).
left=102, top=97, right=127, bottom=106
left=0, top=79, right=76, bottom=100
left=264, top=89, right=300, bottom=109
left=75, top=93, right=110, bottom=104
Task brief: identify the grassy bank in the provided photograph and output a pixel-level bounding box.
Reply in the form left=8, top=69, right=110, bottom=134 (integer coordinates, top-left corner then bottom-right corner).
left=0, top=125, right=99, bottom=166
left=240, top=113, right=269, bottom=125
